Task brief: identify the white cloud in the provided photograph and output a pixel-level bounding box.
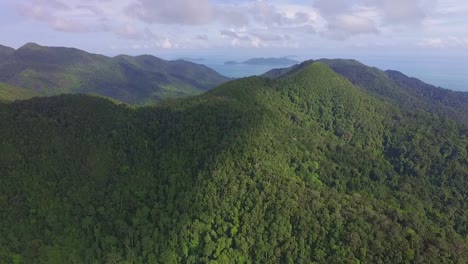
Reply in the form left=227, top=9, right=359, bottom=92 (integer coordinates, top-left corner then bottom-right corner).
left=251, top=32, right=284, bottom=42
left=115, top=25, right=157, bottom=40
left=50, top=18, right=88, bottom=32
left=314, top=0, right=437, bottom=24
left=125, top=0, right=216, bottom=25
left=252, top=1, right=312, bottom=27
left=195, top=34, right=208, bottom=41
left=17, top=0, right=111, bottom=32
left=418, top=37, right=468, bottom=48
left=220, top=30, right=250, bottom=41
left=313, top=0, right=438, bottom=39
left=436, top=1, right=468, bottom=15
left=372, top=0, right=437, bottom=25
left=11, top=0, right=468, bottom=51
left=159, top=37, right=174, bottom=49
left=324, top=14, right=379, bottom=40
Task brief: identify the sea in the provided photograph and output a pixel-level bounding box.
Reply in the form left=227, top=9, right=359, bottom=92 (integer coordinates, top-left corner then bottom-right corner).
left=200, top=55, right=468, bottom=92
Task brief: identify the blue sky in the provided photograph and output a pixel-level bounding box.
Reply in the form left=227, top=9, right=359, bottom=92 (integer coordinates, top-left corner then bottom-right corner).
left=1, top=0, right=467, bottom=59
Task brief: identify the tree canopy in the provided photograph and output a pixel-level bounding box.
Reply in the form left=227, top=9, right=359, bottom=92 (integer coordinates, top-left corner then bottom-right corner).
left=0, top=63, right=466, bottom=263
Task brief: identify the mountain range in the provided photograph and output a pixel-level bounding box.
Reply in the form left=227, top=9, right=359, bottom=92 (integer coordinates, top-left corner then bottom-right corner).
left=0, top=58, right=467, bottom=263
left=0, top=43, right=230, bottom=104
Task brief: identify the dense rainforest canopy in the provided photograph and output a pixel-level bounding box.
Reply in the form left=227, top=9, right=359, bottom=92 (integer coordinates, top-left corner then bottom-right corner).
left=0, top=62, right=467, bottom=263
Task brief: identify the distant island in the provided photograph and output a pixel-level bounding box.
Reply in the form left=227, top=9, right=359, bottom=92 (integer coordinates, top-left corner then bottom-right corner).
left=224, top=57, right=299, bottom=66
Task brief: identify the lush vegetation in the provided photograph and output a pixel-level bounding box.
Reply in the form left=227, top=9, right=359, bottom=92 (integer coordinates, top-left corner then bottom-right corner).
left=0, top=63, right=467, bottom=263
left=0, top=43, right=229, bottom=104
left=0, top=82, right=40, bottom=103
left=264, top=59, right=468, bottom=125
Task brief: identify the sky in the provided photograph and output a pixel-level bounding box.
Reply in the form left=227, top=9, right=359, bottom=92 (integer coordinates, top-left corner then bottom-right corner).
left=0, top=0, right=467, bottom=59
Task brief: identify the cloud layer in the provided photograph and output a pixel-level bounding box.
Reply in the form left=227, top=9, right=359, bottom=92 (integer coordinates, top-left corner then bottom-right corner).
left=126, top=0, right=216, bottom=25
left=9, top=0, right=467, bottom=50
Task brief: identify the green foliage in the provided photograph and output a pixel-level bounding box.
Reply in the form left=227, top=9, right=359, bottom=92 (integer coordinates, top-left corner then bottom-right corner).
left=264, top=59, right=468, bottom=125
left=0, top=82, right=40, bottom=102
left=0, top=43, right=229, bottom=104
left=0, top=63, right=467, bottom=263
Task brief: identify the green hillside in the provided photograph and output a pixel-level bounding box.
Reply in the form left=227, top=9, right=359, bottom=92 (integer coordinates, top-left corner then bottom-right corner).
left=0, top=82, right=40, bottom=103
left=0, top=63, right=467, bottom=263
left=264, top=59, right=468, bottom=124
left=0, top=43, right=229, bottom=104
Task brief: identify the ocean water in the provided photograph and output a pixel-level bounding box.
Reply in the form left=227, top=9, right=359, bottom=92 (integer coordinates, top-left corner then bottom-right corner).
left=205, top=63, right=290, bottom=79
left=356, top=55, right=468, bottom=92
left=203, top=56, right=468, bottom=92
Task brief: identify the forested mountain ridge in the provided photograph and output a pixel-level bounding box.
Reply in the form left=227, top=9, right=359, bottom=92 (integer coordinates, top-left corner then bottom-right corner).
left=0, top=44, right=14, bottom=60
left=264, top=59, right=468, bottom=124
left=385, top=69, right=468, bottom=118
left=0, top=62, right=467, bottom=263
left=0, top=43, right=229, bottom=104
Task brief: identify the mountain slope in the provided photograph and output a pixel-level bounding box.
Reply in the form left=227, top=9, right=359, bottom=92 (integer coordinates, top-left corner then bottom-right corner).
left=0, top=63, right=467, bottom=263
left=0, top=82, right=41, bottom=103
left=386, top=69, right=468, bottom=115
left=115, top=55, right=230, bottom=98
left=264, top=59, right=468, bottom=125
left=0, top=43, right=229, bottom=104
left=0, top=44, right=14, bottom=60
